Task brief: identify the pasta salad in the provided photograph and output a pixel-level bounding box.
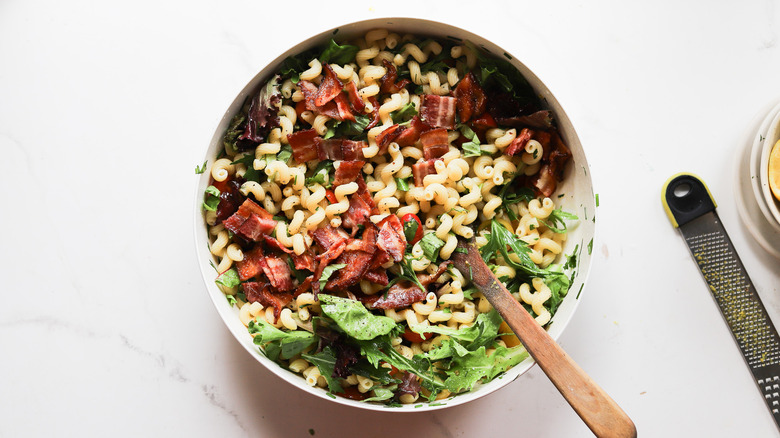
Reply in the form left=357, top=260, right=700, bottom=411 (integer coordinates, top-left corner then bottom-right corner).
left=200, top=29, right=578, bottom=406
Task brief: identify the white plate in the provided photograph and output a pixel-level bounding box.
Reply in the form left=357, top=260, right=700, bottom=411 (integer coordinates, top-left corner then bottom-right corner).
left=734, top=102, right=780, bottom=257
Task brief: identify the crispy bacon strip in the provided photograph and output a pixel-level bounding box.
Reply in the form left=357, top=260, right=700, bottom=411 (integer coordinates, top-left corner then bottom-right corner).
left=396, top=116, right=429, bottom=147
left=418, top=261, right=452, bottom=286
left=243, top=281, right=292, bottom=320
left=292, top=251, right=316, bottom=272
left=376, top=215, right=406, bottom=262
left=300, top=80, right=342, bottom=120
left=504, top=128, right=533, bottom=156
left=315, top=138, right=344, bottom=161
left=375, top=124, right=402, bottom=154
left=325, top=224, right=378, bottom=291
left=363, top=281, right=426, bottom=309
left=528, top=131, right=571, bottom=197
left=412, top=159, right=442, bottom=186
left=420, top=128, right=449, bottom=160
left=342, top=190, right=378, bottom=231
left=380, top=59, right=411, bottom=94
left=332, top=160, right=365, bottom=187
left=344, top=81, right=366, bottom=113
left=334, top=93, right=356, bottom=122
left=236, top=246, right=264, bottom=281
left=263, top=235, right=293, bottom=254
left=366, top=96, right=380, bottom=129
left=364, top=269, right=389, bottom=286
left=452, top=72, right=487, bottom=123
left=223, top=199, right=276, bottom=241
left=341, top=140, right=365, bottom=161
left=262, top=254, right=294, bottom=292
left=419, top=95, right=456, bottom=129
left=314, top=64, right=344, bottom=107
left=288, top=128, right=319, bottom=162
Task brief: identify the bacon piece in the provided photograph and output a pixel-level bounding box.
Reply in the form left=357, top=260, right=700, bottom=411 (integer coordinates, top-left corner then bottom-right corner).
left=300, top=80, right=342, bottom=120
left=395, top=116, right=429, bottom=147
left=315, top=138, right=344, bottom=161
left=311, top=226, right=349, bottom=296
left=412, top=159, right=442, bottom=186
left=262, top=254, right=294, bottom=292
left=243, top=281, right=292, bottom=320
left=418, top=261, right=452, bottom=286
left=314, top=64, right=344, bottom=107
left=344, top=81, right=366, bottom=114
left=366, top=96, right=381, bottom=129
left=364, top=281, right=426, bottom=309
left=529, top=165, right=556, bottom=198
left=504, top=128, right=534, bottom=156
left=380, top=59, right=411, bottom=94
left=375, top=124, right=402, bottom=154
left=236, top=246, right=264, bottom=281
left=293, top=276, right=313, bottom=297
left=528, top=132, right=571, bottom=197
left=452, top=72, right=486, bottom=123
left=214, top=178, right=245, bottom=224
left=376, top=215, right=406, bottom=262
left=419, top=95, right=457, bottom=129
left=288, top=128, right=320, bottom=162
left=292, top=251, right=316, bottom=272
left=312, top=226, right=349, bottom=250
left=364, top=269, right=389, bottom=286
left=334, top=93, right=356, bottom=122
left=223, top=199, right=276, bottom=241
left=420, top=128, right=449, bottom=160
left=548, top=132, right=572, bottom=179
left=341, top=191, right=378, bottom=231
left=368, top=247, right=391, bottom=270
left=332, top=160, right=365, bottom=188
left=341, top=140, right=365, bottom=161
left=325, top=224, right=378, bottom=291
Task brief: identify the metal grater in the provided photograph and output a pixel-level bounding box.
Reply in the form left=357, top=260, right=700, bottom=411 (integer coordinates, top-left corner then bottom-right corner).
left=662, top=173, right=780, bottom=430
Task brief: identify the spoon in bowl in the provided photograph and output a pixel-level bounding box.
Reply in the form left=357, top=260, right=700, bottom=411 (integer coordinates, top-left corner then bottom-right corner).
left=451, top=238, right=636, bottom=438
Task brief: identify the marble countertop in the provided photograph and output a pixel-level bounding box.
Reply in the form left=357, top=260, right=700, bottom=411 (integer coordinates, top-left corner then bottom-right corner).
left=3, top=1, right=780, bottom=436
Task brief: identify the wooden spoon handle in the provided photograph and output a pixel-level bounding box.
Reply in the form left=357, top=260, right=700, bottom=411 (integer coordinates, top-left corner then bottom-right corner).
left=453, top=246, right=636, bottom=438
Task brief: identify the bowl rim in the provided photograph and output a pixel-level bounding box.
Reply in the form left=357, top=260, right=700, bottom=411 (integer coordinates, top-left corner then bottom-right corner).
left=193, top=16, right=596, bottom=412
left=749, top=104, right=780, bottom=233
left=759, top=117, right=780, bottom=226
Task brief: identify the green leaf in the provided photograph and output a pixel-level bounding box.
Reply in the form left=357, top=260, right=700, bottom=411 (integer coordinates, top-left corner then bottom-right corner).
left=362, top=387, right=396, bottom=403
left=443, top=344, right=529, bottom=393
left=352, top=335, right=444, bottom=393
left=195, top=160, right=207, bottom=174
left=350, top=360, right=398, bottom=385
left=390, top=102, right=418, bottom=124
left=496, top=176, right=534, bottom=220
left=458, top=124, right=484, bottom=158
left=203, top=185, right=220, bottom=212
left=305, top=160, right=335, bottom=188
left=320, top=39, right=360, bottom=65
left=231, top=153, right=264, bottom=184
left=318, top=294, right=397, bottom=341
left=332, top=115, right=371, bottom=138
left=302, top=347, right=344, bottom=393
left=395, top=176, right=410, bottom=192
left=248, top=319, right=317, bottom=360
left=215, top=268, right=240, bottom=288
left=277, top=144, right=293, bottom=164
left=319, top=264, right=347, bottom=292
left=545, top=270, right=570, bottom=315
left=542, top=208, right=579, bottom=233
left=402, top=219, right=418, bottom=243
left=419, top=232, right=445, bottom=262
left=480, top=220, right=546, bottom=278
left=411, top=310, right=502, bottom=350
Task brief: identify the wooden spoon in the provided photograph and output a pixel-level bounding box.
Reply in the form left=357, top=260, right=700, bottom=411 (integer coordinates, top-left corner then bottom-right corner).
left=451, top=239, right=636, bottom=438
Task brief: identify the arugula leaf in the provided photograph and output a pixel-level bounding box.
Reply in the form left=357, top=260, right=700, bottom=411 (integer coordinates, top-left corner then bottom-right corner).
left=318, top=294, right=396, bottom=341
left=203, top=185, right=221, bottom=211
left=320, top=39, right=360, bottom=65
left=248, top=319, right=317, bottom=360
left=352, top=335, right=444, bottom=393
left=225, top=294, right=237, bottom=307
left=222, top=112, right=247, bottom=152
left=305, top=160, right=335, bottom=188
left=195, top=160, right=207, bottom=174
left=497, top=179, right=534, bottom=220
left=215, top=267, right=240, bottom=288
left=419, top=232, right=445, bottom=262
left=459, top=124, right=484, bottom=158
left=390, top=102, right=418, bottom=124
left=279, top=54, right=309, bottom=83
left=230, top=153, right=263, bottom=184
left=545, top=269, right=571, bottom=315
left=302, top=346, right=344, bottom=393
left=443, top=344, right=529, bottom=393
left=480, top=220, right=546, bottom=278
left=542, top=208, right=579, bottom=233
left=392, top=254, right=426, bottom=292
left=318, top=264, right=346, bottom=292
left=350, top=360, right=398, bottom=385
left=411, top=310, right=502, bottom=350
left=277, top=144, right=293, bottom=164
left=333, top=115, right=371, bottom=138
left=465, top=41, right=536, bottom=103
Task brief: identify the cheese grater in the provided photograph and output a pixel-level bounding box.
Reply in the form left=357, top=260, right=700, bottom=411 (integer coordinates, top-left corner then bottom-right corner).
left=662, top=173, right=780, bottom=430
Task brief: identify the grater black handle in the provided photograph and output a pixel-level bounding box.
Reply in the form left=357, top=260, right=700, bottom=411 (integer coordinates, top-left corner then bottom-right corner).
left=662, top=173, right=718, bottom=228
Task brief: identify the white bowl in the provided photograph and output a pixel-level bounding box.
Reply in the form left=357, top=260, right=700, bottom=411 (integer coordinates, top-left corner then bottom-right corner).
left=760, top=117, right=780, bottom=226
left=194, top=17, right=596, bottom=412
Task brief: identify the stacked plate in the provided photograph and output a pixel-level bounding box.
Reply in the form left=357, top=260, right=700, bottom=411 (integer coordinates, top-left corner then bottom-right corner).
left=735, top=102, right=780, bottom=258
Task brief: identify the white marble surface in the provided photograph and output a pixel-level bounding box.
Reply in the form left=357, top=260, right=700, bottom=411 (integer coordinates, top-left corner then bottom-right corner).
left=2, top=0, right=780, bottom=436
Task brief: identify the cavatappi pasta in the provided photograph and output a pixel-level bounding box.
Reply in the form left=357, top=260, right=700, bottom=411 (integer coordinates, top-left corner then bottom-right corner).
left=202, top=30, right=577, bottom=406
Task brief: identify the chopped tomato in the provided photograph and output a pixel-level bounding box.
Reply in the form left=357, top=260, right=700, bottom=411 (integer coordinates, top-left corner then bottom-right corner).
left=402, top=326, right=430, bottom=344
left=401, top=213, right=423, bottom=245
left=325, top=189, right=338, bottom=204
left=334, top=386, right=368, bottom=401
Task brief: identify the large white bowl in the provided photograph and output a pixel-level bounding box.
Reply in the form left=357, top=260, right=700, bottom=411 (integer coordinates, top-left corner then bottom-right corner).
left=194, top=17, right=596, bottom=412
